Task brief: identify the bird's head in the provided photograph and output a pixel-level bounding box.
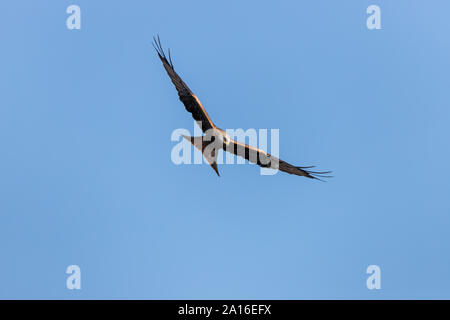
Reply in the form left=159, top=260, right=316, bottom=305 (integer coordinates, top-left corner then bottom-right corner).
left=223, top=133, right=231, bottom=145
left=216, top=128, right=231, bottom=146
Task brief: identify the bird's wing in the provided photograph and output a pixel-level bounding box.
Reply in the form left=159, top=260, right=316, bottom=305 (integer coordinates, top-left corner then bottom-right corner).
left=153, top=36, right=215, bottom=132
left=225, top=139, right=332, bottom=180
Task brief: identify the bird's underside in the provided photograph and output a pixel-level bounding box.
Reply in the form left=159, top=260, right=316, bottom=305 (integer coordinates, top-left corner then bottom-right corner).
left=153, top=36, right=331, bottom=180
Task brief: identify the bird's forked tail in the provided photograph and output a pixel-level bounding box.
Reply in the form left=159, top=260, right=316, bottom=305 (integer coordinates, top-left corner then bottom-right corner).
left=182, top=135, right=220, bottom=176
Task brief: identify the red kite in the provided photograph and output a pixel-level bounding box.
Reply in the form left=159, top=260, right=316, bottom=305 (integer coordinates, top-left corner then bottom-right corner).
left=154, top=36, right=331, bottom=180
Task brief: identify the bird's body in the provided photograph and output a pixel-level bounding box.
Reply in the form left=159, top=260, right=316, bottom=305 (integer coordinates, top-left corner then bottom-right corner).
left=153, top=36, right=331, bottom=180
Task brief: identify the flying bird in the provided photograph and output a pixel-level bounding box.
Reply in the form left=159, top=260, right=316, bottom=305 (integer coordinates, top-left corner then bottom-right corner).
left=153, top=36, right=331, bottom=180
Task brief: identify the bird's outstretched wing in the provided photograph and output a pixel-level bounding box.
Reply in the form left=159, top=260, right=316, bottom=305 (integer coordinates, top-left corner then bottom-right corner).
left=225, top=139, right=332, bottom=180
left=153, top=36, right=215, bottom=132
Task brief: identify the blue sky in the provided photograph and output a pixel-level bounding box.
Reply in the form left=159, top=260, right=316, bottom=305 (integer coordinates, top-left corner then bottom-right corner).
left=1, top=0, right=450, bottom=299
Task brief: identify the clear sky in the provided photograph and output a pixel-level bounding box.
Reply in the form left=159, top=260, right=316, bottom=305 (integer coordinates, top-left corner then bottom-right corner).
left=1, top=0, right=450, bottom=299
